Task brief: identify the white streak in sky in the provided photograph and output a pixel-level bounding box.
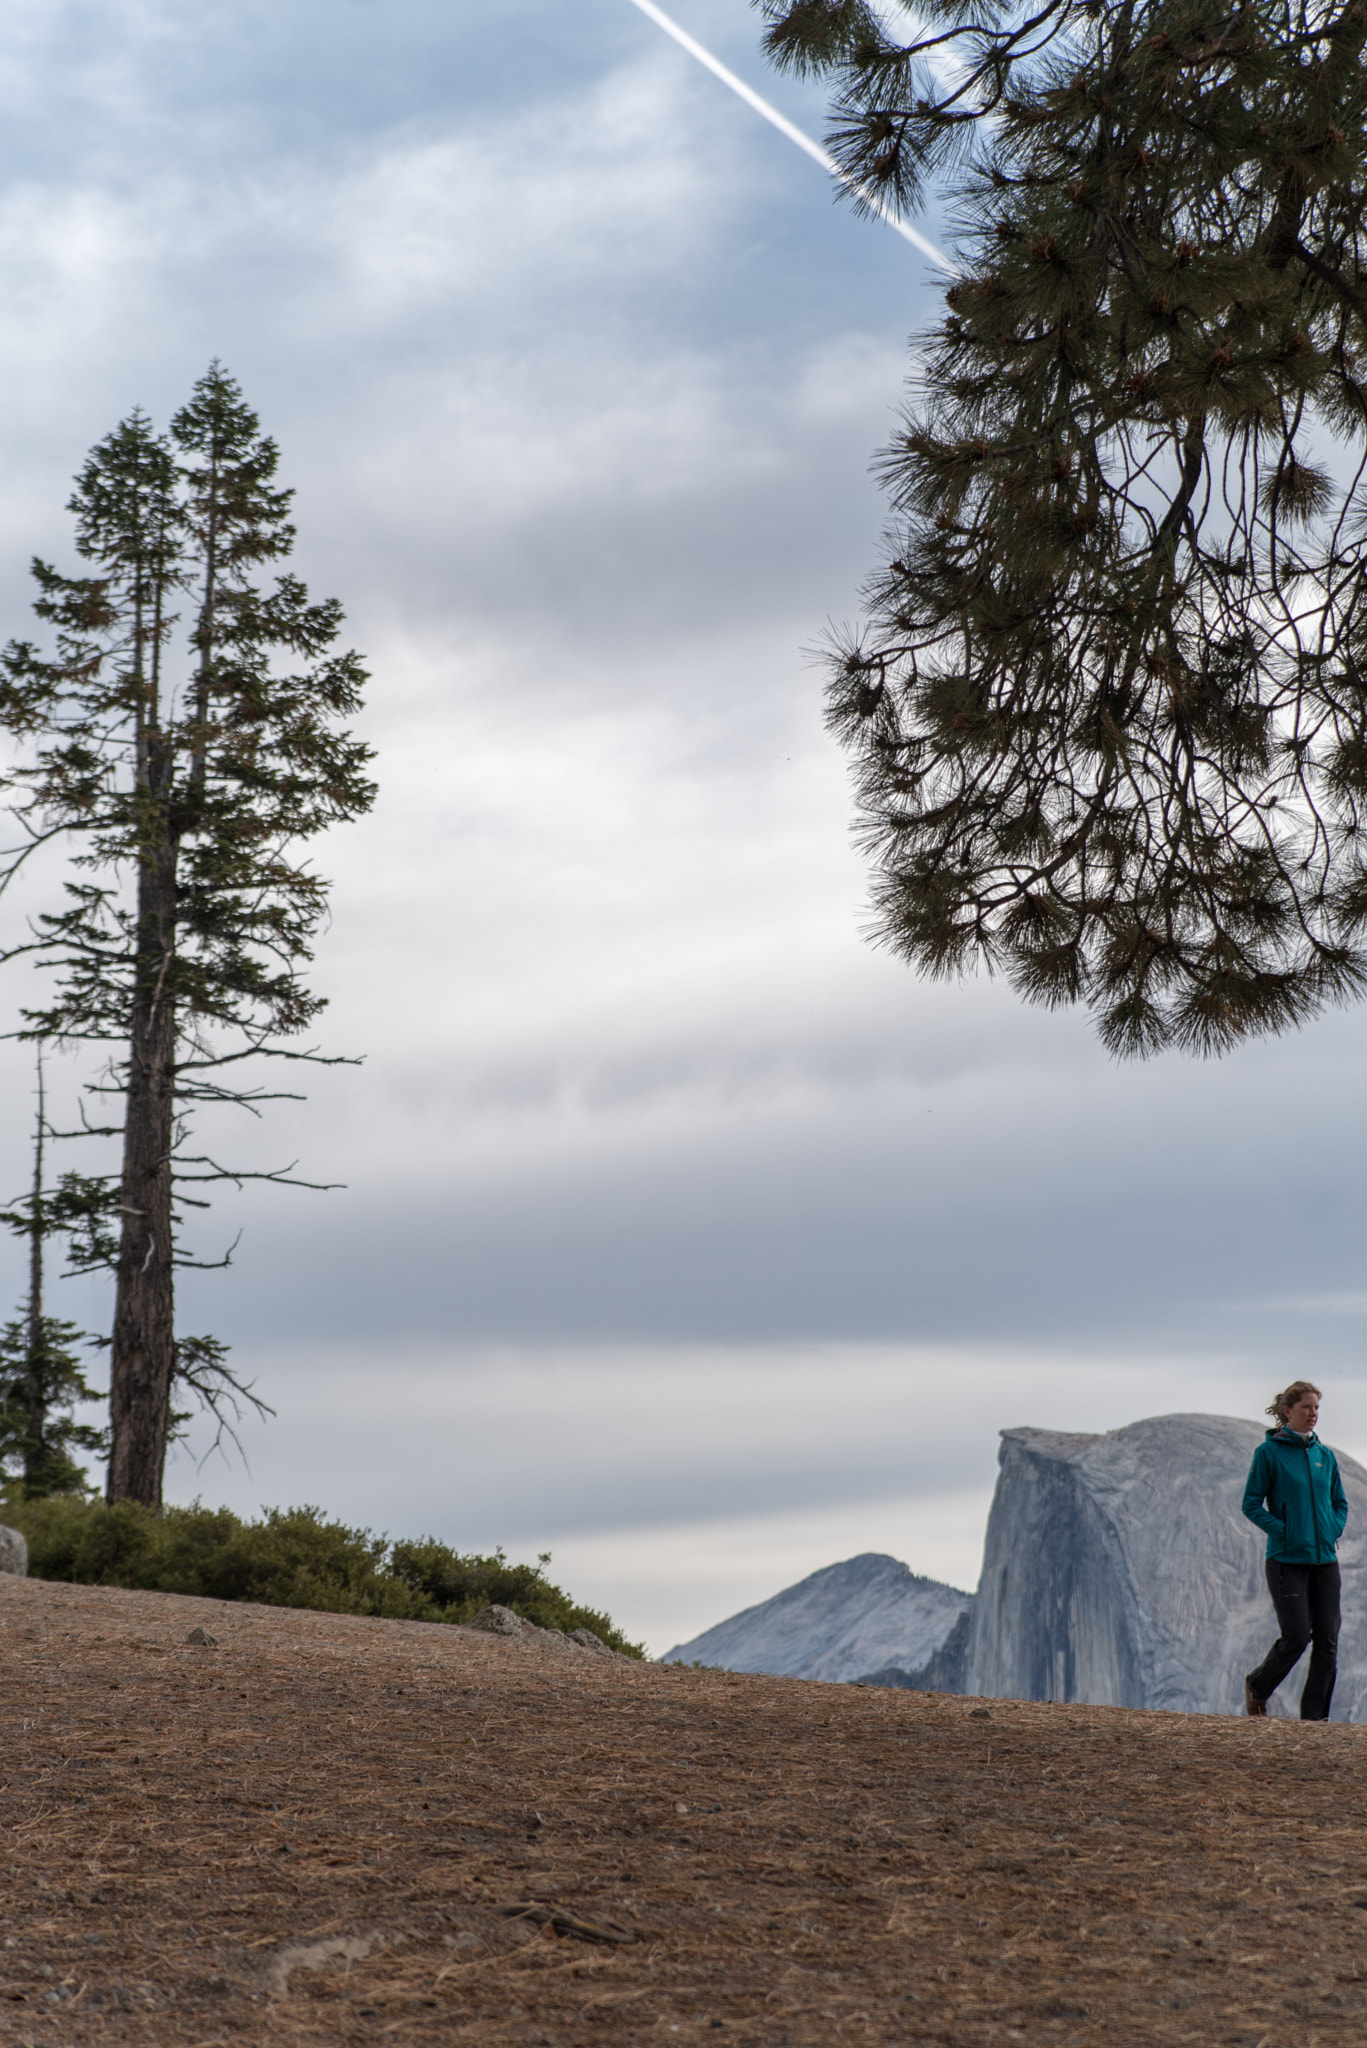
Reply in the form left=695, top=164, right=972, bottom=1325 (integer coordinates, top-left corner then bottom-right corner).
left=623, top=0, right=952, bottom=270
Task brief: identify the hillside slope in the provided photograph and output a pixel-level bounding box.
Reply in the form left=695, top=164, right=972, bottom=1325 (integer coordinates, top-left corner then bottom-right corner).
left=2, top=1572, right=1365, bottom=2045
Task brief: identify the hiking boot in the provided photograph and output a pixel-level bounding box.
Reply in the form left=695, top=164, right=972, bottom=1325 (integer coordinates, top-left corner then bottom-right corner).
left=1244, top=1678, right=1268, bottom=1718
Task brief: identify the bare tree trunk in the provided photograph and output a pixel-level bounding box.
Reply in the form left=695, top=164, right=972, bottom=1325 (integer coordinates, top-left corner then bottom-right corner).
left=22, top=1049, right=46, bottom=1483
left=107, top=830, right=177, bottom=1507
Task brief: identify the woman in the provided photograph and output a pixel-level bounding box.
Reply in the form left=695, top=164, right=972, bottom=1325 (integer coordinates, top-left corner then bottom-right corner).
left=1241, top=1381, right=1347, bottom=1720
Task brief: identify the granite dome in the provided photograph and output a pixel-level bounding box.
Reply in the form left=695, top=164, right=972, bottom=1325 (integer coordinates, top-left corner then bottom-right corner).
left=965, top=1413, right=1367, bottom=1719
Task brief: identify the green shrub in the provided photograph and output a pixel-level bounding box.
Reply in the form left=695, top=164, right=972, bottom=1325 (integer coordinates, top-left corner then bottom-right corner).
left=388, top=1538, right=634, bottom=1648
left=0, top=1491, right=644, bottom=1655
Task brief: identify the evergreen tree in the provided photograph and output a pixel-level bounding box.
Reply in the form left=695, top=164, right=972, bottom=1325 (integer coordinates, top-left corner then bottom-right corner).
left=759, top=0, right=1367, bottom=1053
left=0, top=1049, right=107, bottom=1497
left=0, top=366, right=375, bottom=1504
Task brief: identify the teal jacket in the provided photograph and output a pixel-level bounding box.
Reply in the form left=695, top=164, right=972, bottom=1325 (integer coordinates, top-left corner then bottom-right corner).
left=1242, top=1428, right=1348, bottom=1564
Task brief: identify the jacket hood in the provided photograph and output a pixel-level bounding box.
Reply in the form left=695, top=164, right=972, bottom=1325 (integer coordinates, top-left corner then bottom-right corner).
left=1268, top=1425, right=1320, bottom=1446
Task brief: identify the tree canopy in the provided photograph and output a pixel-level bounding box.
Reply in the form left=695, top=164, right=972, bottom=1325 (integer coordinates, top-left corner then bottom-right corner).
left=759, top=0, right=1367, bottom=1053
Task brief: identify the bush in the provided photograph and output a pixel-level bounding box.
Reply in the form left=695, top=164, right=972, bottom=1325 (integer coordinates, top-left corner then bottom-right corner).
left=387, top=1538, right=630, bottom=1644
left=0, top=1491, right=644, bottom=1656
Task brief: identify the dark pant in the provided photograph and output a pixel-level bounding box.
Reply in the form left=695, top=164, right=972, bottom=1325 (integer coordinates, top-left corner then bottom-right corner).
left=1247, top=1560, right=1341, bottom=1720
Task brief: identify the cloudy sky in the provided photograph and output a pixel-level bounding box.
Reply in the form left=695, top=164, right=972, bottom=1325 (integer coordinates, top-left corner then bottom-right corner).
left=2, top=0, right=1366, bottom=1654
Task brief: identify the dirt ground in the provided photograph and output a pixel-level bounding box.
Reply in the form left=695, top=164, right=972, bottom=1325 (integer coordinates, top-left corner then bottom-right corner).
left=2, top=1574, right=1365, bottom=2046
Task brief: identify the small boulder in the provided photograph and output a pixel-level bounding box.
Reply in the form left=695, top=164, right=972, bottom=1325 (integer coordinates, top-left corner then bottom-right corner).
left=186, top=1626, right=219, bottom=1648
left=569, top=1627, right=613, bottom=1656
left=467, top=1604, right=529, bottom=1640
left=0, top=1525, right=28, bottom=1578
left=466, top=1606, right=585, bottom=1657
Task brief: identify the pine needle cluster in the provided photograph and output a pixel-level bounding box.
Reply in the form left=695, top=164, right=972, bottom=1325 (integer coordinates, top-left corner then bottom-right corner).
left=761, top=0, right=1367, bottom=1052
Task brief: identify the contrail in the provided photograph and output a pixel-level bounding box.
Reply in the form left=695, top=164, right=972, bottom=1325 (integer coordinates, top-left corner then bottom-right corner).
left=624, top=0, right=952, bottom=270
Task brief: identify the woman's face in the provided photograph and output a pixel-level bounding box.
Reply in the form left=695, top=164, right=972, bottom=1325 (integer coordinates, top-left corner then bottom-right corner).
left=1284, top=1390, right=1320, bottom=1434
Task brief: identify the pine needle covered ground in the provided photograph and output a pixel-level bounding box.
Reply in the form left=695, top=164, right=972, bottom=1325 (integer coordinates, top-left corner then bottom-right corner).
left=1, top=1573, right=1364, bottom=2045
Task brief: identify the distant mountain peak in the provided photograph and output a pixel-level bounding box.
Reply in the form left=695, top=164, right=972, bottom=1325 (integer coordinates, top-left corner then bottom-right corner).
left=662, top=1551, right=973, bottom=1683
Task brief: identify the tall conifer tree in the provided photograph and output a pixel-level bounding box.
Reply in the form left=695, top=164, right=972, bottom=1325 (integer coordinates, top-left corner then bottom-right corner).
left=759, top=0, right=1367, bottom=1053
left=0, top=366, right=375, bottom=1503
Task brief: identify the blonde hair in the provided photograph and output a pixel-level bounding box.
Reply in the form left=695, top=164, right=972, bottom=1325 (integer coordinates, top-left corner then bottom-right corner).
left=1267, top=1380, right=1321, bottom=1423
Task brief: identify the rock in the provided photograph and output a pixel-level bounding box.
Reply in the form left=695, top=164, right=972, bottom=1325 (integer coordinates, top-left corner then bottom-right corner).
left=661, top=1553, right=973, bottom=1683
left=264, top=1934, right=372, bottom=1996
left=0, top=1524, right=28, bottom=1578
left=855, top=1606, right=974, bottom=1692
left=186, top=1626, right=218, bottom=1647
left=569, top=1627, right=613, bottom=1655
left=468, top=1603, right=527, bottom=1638
left=466, top=1605, right=610, bottom=1658
left=965, top=1413, right=1367, bottom=1720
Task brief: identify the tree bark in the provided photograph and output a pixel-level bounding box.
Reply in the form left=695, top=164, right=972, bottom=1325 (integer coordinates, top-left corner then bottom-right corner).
left=22, top=1051, right=46, bottom=1484
left=107, top=824, right=177, bottom=1507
